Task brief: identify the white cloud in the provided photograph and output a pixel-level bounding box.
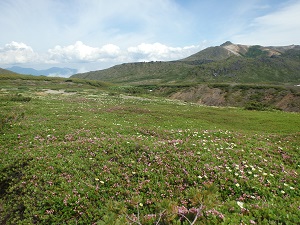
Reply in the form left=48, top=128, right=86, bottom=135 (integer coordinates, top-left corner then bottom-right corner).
left=101, top=44, right=121, bottom=56
left=47, top=41, right=202, bottom=63
left=232, top=1, right=300, bottom=45
left=47, top=72, right=74, bottom=78
left=127, top=43, right=201, bottom=61
left=47, top=41, right=121, bottom=63
left=0, top=41, right=38, bottom=64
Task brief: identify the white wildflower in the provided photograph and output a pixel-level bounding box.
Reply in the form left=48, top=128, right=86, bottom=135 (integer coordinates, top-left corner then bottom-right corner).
left=237, top=201, right=244, bottom=208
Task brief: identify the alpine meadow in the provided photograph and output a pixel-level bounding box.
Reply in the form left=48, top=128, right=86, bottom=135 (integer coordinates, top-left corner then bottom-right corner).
left=1, top=42, right=300, bottom=224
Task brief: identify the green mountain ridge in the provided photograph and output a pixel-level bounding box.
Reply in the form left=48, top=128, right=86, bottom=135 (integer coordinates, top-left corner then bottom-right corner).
left=71, top=42, right=300, bottom=85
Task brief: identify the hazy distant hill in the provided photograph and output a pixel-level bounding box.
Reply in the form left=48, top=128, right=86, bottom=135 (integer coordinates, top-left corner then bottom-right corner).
left=6, top=66, right=77, bottom=77
left=72, top=42, right=300, bottom=85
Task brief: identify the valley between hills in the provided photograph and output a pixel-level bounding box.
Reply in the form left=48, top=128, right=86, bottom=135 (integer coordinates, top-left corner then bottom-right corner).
left=70, top=41, right=300, bottom=112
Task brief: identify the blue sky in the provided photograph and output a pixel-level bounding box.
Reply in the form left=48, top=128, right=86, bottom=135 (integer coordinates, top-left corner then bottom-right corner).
left=0, top=0, right=299, bottom=73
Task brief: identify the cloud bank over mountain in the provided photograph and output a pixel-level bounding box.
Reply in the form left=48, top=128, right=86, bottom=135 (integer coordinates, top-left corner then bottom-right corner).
left=1, top=41, right=202, bottom=67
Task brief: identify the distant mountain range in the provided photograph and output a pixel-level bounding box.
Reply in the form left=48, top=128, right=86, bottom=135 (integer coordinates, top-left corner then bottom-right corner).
left=72, top=41, right=300, bottom=85
left=6, top=66, right=77, bottom=77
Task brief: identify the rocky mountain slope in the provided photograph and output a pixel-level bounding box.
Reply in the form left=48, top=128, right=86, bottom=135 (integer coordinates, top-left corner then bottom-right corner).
left=182, top=41, right=299, bottom=61
left=168, top=84, right=300, bottom=112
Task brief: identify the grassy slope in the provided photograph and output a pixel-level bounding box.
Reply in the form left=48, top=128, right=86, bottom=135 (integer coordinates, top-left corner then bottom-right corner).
left=73, top=61, right=195, bottom=84
left=181, top=46, right=236, bottom=61
left=72, top=56, right=300, bottom=85
left=0, top=68, right=18, bottom=75
left=72, top=49, right=300, bottom=85
left=0, top=75, right=299, bottom=224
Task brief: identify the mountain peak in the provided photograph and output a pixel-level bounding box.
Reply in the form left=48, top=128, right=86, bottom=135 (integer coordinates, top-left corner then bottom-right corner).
left=220, top=41, right=233, bottom=46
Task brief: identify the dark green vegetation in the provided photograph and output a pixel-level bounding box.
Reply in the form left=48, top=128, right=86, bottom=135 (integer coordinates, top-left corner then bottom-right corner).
left=0, top=74, right=299, bottom=224
left=72, top=42, right=300, bottom=85
left=71, top=55, right=300, bottom=85
left=0, top=73, right=109, bottom=88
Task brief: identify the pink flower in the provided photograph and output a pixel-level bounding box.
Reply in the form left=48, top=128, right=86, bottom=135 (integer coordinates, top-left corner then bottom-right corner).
left=177, top=206, right=188, bottom=215
left=189, top=207, right=198, bottom=214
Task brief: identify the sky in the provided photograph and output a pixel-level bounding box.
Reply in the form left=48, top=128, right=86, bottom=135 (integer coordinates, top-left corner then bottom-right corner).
left=0, top=0, right=300, bottom=74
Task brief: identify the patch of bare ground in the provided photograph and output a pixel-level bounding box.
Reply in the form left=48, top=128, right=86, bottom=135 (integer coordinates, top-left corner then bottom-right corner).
left=171, top=85, right=226, bottom=106
left=36, top=89, right=76, bottom=95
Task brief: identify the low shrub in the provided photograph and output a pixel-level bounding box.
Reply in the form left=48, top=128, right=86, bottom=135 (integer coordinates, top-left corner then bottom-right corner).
left=10, top=94, right=31, bottom=102
left=244, top=101, right=268, bottom=111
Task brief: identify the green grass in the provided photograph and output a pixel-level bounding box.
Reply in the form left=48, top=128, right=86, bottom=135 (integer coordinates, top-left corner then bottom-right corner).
left=0, top=77, right=299, bottom=224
